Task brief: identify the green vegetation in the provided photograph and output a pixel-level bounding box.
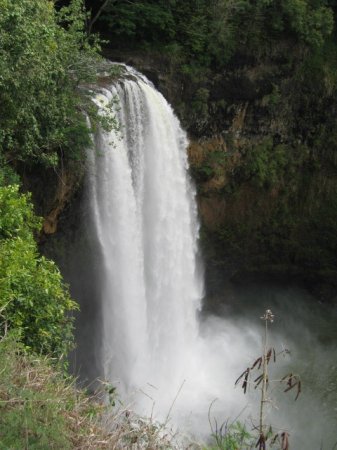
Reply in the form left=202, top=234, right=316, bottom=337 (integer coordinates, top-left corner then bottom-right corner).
left=0, top=334, right=188, bottom=449
left=206, top=420, right=254, bottom=450
left=241, top=139, right=288, bottom=189
left=0, top=0, right=101, bottom=170
left=0, top=334, right=120, bottom=449
left=0, top=336, right=85, bottom=449
left=95, top=0, right=334, bottom=75
left=0, top=0, right=120, bottom=362
left=1, top=0, right=337, bottom=446
left=0, top=1, right=110, bottom=446
left=201, top=135, right=337, bottom=295
left=0, top=185, right=77, bottom=359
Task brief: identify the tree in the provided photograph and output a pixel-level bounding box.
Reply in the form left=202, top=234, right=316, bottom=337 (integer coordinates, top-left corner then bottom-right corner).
left=0, top=0, right=100, bottom=169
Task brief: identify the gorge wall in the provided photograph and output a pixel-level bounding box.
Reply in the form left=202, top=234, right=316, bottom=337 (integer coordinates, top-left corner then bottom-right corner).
left=79, top=42, right=336, bottom=303
left=35, top=0, right=337, bottom=304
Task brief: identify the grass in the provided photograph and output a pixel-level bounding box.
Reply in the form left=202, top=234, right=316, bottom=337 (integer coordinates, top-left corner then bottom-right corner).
left=0, top=334, right=189, bottom=449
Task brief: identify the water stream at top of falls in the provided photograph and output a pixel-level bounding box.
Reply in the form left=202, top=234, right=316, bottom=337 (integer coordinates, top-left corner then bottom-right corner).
left=82, top=65, right=337, bottom=448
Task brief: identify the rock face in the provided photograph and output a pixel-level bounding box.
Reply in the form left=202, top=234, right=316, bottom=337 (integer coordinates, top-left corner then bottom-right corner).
left=104, top=48, right=337, bottom=301
left=42, top=170, right=80, bottom=235
left=35, top=47, right=337, bottom=303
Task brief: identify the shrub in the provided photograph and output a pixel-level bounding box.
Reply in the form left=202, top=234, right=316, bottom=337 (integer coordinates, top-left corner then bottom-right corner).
left=0, top=185, right=77, bottom=359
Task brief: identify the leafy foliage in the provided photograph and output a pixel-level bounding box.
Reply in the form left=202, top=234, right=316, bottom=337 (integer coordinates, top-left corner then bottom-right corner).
left=95, top=0, right=334, bottom=68
left=102, top=0, right=176, bottom=42
left=91, top=0, right=335, bottom=137
left=0, top=0, right=101, bottom=169
left=0, top=185, right=77, bottom=358
left=242, top=139, right=290, bottom=189
left=206, top=420, right=254, bottom=450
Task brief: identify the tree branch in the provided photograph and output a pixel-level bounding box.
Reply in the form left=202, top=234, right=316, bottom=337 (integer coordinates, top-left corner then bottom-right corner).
left=87, top=0, right=117, bottom=36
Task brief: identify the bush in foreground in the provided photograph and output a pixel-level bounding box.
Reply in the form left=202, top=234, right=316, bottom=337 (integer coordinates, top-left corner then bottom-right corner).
left=0, top=335, right=109, bottom=449
left=0, top=184, right=77, bottom=359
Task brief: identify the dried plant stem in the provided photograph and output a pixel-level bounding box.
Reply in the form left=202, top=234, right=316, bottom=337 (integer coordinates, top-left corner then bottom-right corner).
left=165, top=379, right=186, bottom=425
left=259, top=318, right=268, bottom=437
left=236, top=309, right=298, bottom=450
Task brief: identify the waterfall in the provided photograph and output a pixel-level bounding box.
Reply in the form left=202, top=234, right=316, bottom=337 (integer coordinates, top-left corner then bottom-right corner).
left=69, top=65, right=335, bottom=447
left=87, top=66, right=205, bottom=412
left=83, top=66, right=261, bottom=437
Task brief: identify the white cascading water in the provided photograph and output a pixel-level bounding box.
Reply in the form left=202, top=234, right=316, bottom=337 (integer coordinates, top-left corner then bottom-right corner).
left=87, top=66, right=213, bottom=419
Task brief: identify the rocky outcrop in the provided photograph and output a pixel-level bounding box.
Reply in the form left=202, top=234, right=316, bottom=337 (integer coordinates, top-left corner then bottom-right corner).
left=120, top=47, right=337, bottom=301
left=42, top=169, right=80, bottom=235
left=35, top=47, right=337, bottom=302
